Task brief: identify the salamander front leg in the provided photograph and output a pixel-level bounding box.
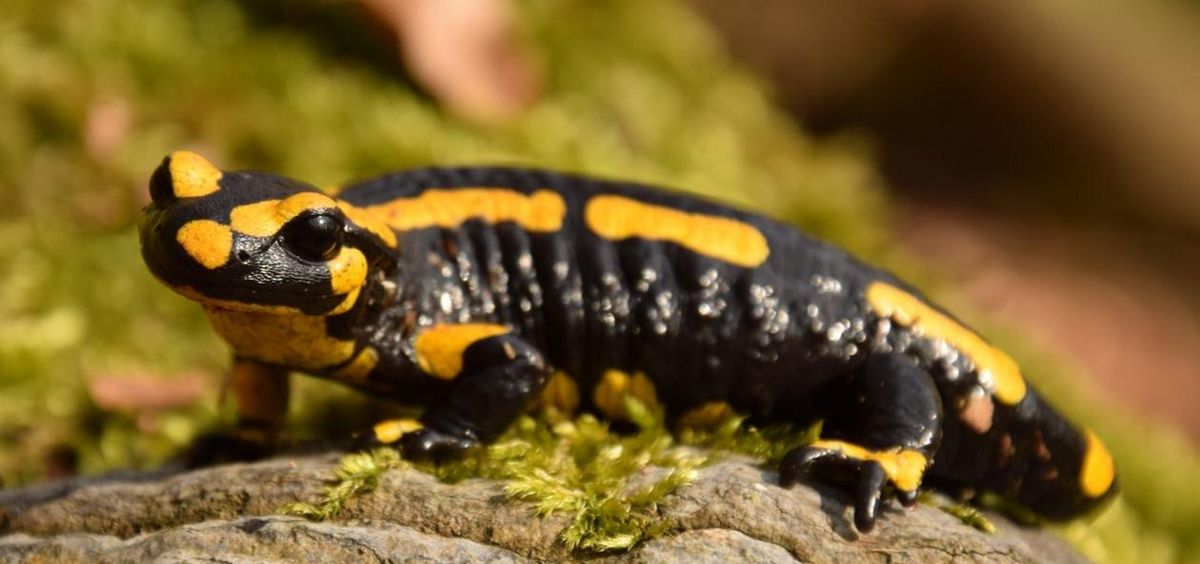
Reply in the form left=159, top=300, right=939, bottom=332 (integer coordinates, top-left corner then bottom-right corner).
left=780, top=353, right=942, bottom=532
left=186, top=359, right=289, bottom=467
left=387, top=324, right=550, bottom=462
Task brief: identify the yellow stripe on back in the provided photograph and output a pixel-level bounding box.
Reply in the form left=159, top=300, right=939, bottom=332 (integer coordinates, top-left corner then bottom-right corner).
left=414, top=323, right=510, bottom=380
left=866, top=282, right=1028, bottom=405
left=584, top=195, right=769, bottom=268
left=368, top=188, right=567, bottom=232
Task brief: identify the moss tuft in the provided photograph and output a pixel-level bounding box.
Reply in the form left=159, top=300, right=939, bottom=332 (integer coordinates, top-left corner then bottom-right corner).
left=282, top=448, right=407, bottom=520
left=287, top=400, right=815, bottom=553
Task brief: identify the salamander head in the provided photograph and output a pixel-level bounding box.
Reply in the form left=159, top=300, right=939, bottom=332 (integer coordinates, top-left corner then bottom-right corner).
left=139, top=151, right=394, bottom=317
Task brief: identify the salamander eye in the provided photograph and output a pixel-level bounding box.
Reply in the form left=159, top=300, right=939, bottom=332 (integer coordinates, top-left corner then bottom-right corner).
left=280, top=213, right=344, bottom=262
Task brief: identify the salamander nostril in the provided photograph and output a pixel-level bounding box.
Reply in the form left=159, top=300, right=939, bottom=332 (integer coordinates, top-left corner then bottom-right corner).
left=237, top=250, right=251, bottom=262
left=149, top=156, right=175, bottom=207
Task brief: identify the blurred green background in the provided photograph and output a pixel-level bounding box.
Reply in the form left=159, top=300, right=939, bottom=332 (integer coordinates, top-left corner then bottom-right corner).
left=1, top=0, right=1199, bottom=561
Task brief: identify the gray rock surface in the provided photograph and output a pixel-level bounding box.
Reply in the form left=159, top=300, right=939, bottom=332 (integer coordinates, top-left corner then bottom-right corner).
left=0, top=454, right=1086, bottom=563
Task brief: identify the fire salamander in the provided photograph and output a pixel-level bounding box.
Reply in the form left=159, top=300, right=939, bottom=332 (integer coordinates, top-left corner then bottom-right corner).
left=140, top=151, right=1117, bottom=532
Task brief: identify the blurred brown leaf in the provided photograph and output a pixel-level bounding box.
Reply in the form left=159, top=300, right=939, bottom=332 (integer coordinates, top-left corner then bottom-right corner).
left=87, top=371, right=210, bottom=412
left=361, top=0, right=542, bottom=123
left=84, top=97, right=132, bottom=162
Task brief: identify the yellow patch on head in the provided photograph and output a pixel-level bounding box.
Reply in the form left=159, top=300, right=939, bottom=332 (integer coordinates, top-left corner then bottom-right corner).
left=677, top=401, right=735, bottom=430
left=278, top=192, right=338, bottom=222
left=229, top=193, right=339, bottom=238
left=337, top=200, right=398, bottom=248
left=866, top=282, right=1028, bottom=405
left=1080, top=430, right=1116, bottom=498
left=333, top=346, right=379, bottom=382
left=413, top=323, right=510, bottom=380
left=327, top=247, right=368, bottom=296
left=168, top=151, right=222, bottom=198
left=229, top=199, right=282, bottom=237
left=205, top=307, right=356, bottom=370
left=538, top=371, right=580, bottom=414
left=592, top=369, right=660, bottom=420
left=176, top=219, right=232, bottom=269
left=367, top=188, right=567, bottom=232
left=811, top=439, right=928, bottom=493
left=584, top=195, right=769, bottom=268
left=373, top=418, right=423, bottom=444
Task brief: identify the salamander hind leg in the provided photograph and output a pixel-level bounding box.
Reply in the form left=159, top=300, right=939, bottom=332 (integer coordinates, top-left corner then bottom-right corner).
left=398, top=325, right=550, bottom=462
left=780, top=353, right=943, bottom=532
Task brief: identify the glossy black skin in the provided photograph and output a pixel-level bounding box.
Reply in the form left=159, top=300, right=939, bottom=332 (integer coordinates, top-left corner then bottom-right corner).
left=143, top=161, right=1115, bottom=531
left=341, top=168, right=1111, bottom=524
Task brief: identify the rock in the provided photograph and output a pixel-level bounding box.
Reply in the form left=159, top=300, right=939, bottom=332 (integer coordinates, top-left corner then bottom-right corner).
left=0, top=454, right=1085, bottom=563
left=0, top=518, right=519, bottom=563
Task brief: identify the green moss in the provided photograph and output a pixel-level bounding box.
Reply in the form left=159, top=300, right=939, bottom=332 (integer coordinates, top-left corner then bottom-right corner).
left=920, top=492, right=998, bottom=534
left=286, top=401, right=816, bottom=553
left=283, top=448, right=408, bottom=521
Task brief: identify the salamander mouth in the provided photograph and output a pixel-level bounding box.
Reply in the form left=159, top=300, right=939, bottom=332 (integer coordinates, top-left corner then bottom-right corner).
left=168, top=281, right=351, bottom=315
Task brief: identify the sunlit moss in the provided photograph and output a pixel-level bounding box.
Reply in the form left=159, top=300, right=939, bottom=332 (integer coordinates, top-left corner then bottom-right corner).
left=285, top=401, right=814, bottom=553
left=283, top=448, right=408, bottom=521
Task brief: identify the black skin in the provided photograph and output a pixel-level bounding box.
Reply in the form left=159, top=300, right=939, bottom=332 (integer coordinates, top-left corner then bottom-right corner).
left=142, top=160, right=1117, bottom=532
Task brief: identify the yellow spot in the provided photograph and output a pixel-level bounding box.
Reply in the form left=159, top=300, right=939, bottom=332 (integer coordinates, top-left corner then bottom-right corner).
left=592, top=369, right=659, bottom=420
left=278, top=192, right=339, bottom=223
left=334, top=346, right=379, bottom=382
left=229, top=192, right=338, bottom=238
left=176, top=219, right=232, bottom=269
left=327, top=246, right=368, bottom=310
left=325, top=288, right=360, bottom=316
left=584, top=195, right=769, bottom=268
left=169, top=151, right=222, bottom=198
left=1080, top=430, right=1116, bottom=498
left=677, top=401, right=735, bottom=430
left=338, top=200, right=398, bottom=248
left=205, top=307, right=356, bottom=370
left=373, top=418, right=423, bottom=444
left=811, top=439, right=928, bottom=493
left=538, top=371, right=580, bottom=414
left=866, top=282, right=1027, bottom=405
left=414, top=323, right=510, bottom=380
left=229, top=200, right=281, bottom=237
left=367, top=188, right=567, bottom=232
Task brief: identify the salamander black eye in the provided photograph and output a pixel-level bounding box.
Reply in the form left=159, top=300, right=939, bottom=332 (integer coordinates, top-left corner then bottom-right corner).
left=280, top=213, right=344, bottom=262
